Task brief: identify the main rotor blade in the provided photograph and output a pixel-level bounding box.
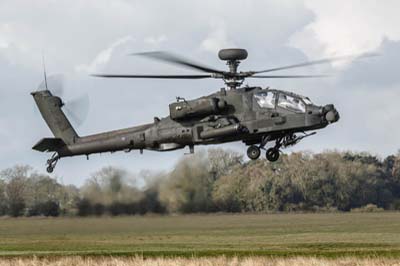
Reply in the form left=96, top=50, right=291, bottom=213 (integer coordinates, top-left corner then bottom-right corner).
left=252, top=52, right=379, bottom=74
left=92, top=74, right=213, bottom=79
left=131, top=51, right=225, bottom=74
left=248, top=74, right=330, bottom=78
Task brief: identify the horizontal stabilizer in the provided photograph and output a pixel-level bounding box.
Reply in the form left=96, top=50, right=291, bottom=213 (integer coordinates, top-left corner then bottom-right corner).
left=32, top=138, right=65, bottom=152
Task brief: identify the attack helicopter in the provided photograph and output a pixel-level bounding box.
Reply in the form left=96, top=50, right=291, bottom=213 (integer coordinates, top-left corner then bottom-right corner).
left=33, top=48, right=374, bottom=173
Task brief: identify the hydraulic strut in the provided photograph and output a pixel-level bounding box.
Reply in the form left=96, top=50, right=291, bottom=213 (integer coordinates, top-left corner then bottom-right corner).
left=46, top=153, right=59, bottom=173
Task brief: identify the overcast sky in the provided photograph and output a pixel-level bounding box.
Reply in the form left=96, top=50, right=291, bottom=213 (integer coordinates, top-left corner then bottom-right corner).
left=0, top=0, right=399, bottom=185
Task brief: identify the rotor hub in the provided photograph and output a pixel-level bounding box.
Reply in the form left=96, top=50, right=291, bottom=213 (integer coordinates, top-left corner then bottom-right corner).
left=217, top=49, right=248, bottom=89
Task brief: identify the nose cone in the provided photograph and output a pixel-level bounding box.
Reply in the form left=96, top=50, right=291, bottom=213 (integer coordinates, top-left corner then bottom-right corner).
left=323, top=105, right=340, bottom=123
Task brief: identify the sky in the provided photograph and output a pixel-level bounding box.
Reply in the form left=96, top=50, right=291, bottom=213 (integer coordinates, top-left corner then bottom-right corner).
left=0, top=0, right=399, bottom=185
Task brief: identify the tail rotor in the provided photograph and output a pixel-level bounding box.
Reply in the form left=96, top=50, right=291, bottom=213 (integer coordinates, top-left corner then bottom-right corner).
left=35, top=74, right=90, bottom=127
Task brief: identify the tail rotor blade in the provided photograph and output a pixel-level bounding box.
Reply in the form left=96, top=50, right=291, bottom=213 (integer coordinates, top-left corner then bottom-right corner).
left=37, top=74, right=65, bottom=97
left=35, top=74, right=90, bottom=127
left=64, top=94, right=90, bottom=126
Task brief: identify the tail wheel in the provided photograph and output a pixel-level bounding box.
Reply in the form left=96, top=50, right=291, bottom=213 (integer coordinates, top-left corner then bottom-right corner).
left=266, top=148, right=280, bottom=162
left=247, top=145, right=261, bottom=160
left=46, top=166, right=54, bottom=173
left=46, top=153, right=59, bottom=173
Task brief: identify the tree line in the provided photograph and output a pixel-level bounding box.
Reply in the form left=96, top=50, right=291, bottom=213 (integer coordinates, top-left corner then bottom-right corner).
left=0, top=149, right=399, bottom=217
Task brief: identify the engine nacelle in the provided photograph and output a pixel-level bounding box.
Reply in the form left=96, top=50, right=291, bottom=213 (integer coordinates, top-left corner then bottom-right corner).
left=169, top=97, right=227, bottom=120
left=200, top=124, right=244, bottom=139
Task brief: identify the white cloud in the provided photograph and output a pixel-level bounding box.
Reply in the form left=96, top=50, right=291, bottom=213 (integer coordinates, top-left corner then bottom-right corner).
left=75, top=36, right=135, bottom=73
left=290, top=0, right=400, bottom=58
left=0, top=23, right=11, bottom=48
left=201, top=21, right=236, bottom=53
left=144, top=35, right=167, bottom=46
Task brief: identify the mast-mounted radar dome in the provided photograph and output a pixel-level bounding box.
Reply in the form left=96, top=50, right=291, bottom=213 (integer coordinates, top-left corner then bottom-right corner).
left=218, top=48, right=248, bottom=61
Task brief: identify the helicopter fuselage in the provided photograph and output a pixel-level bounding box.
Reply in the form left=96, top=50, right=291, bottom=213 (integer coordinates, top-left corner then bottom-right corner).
left=32, top=47, right=376, bottom=173
left=32, top=85, right=339, bottom=174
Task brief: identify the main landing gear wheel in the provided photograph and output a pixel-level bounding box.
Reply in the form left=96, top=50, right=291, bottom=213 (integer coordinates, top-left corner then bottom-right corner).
left=247, top=145, right=261, bottom=160
left=266, top=148, right=280, bottom=162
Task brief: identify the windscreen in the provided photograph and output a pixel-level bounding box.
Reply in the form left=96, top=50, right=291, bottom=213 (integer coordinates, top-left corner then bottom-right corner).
left=254, top=92, right=276, bottom=109
left=303, top=97, right=313, bottom=105
left=277, top=94, right=306, bottom=113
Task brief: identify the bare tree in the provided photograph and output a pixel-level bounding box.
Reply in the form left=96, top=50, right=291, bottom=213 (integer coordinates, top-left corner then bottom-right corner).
left=1, top=165, right=31, bottom=216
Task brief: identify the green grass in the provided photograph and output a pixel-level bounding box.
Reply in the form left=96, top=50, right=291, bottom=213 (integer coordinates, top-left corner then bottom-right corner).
left=0, top=212, right=399, bottom=257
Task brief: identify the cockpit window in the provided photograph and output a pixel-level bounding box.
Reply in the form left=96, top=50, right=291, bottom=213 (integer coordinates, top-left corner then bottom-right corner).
left=254, top=92, right=276, bottom=109
left=303, top=97, right=313, bottom=105
left=277, top=94, right=306, bottom=113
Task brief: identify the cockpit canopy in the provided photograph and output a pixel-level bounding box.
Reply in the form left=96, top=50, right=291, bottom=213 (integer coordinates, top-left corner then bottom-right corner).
left=254, top=90, right=313, bottom=113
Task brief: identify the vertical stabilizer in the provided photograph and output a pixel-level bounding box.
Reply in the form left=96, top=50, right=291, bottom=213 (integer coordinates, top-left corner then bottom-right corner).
left=31, top=90, right=78, bottom=145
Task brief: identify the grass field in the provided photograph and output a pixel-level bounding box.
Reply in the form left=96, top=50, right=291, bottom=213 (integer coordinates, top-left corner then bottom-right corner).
left=0, top=256, right=399, bottom=266
left=0, top=212, right=399, bottom=258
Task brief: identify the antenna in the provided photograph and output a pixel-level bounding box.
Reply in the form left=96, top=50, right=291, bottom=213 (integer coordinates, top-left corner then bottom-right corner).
left=42, top=53, right=49, bottom=91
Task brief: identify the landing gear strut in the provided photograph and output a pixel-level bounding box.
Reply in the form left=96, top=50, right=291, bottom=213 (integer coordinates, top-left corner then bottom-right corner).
left=46, top=153, right=59, bottom=173
left=245, top=132, right=316, bottom=162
